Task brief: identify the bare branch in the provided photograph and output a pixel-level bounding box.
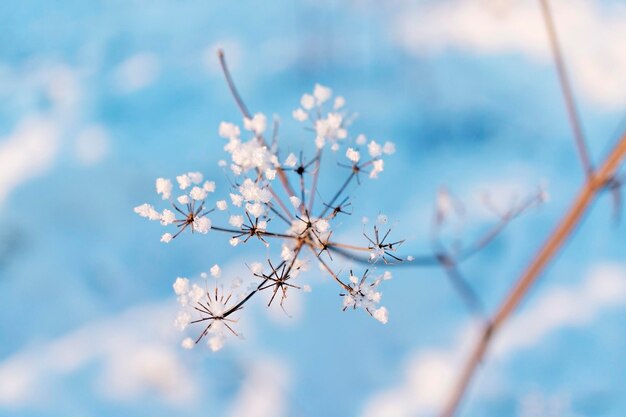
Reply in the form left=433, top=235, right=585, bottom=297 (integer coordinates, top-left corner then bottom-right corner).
left=539, top=0, right=593, bottom=176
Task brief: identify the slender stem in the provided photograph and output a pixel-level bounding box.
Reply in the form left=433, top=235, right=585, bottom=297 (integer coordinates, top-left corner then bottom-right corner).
left=261, top=231, right=298, bottom=239
left=456, top=193, right=543, bottom=262
left=211, top=225, right=296, bottom=240
left=327, top=241, right=371, bottom=252
left=310, top=245, right=351, bottom=292
left=300, top=170, right=306, bottom=209
left=440, top=132, right=626, bottom=417
left=267, top=202, right=292, bottom=226
left=221, top=243, right=305, bottom=321
left=319, top=171, right=355, bottom=218
left=285, top=241, right=305, bottom=275
left=212, top=226, right=244, bottom=234
left=326, top=194, right=540, bottom=267
left=327, top=245, right=441, bottom=266
left=436, top=252, right=485, bottom=317
left=217, top=49, right=251, bottom=118
left=217, top=49, right=298, bottom=209
left=308, top=149, right=323, bottom=212
left=224, top=277, right=268, bottom=317
left=267, top=183, right=295, bottom=221
left=539, top=0, right=593, bottom=176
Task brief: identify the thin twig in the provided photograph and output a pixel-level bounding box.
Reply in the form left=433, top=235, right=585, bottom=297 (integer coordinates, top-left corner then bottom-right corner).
left=319, top=171, right=356, bottom=218
left=217, top=49, right=251, bottom=118
left=217, top=49, right=299, bottom=202
left=435, top=252, right=486, bottom=317
left=308, top=149, right=323, bottom=212
left=539, top=0, right=593, bottom=176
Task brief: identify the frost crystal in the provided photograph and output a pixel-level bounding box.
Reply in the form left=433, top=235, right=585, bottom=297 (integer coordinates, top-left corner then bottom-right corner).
left=341, top=270, right=389, bottom=324
left=135, top=172, right=217, bottom=241
left=156, top=178, right=173, bottom=199
left=173, top=277, right=243, bottom=352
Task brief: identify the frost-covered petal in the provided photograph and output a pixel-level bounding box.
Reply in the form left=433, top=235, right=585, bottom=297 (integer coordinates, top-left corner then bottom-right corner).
left=284, top=153, right=297, bottom=168
left=383, top=141, right=396, bottom=155
left=156, top=178, right=173, bottom=199
left=243, top=113, right=267, bottom=134
left=313, top=84, right=332, bottom=104
left=219, top=122, right=240, bottom=139
left=188, top=172, right=203, bottom=184
left=346, top=147, right=360, bottom=163
left=181, top=337, right=194, bottom=349
left=216, top=200, right=228, bottom=211
left=229, top=215, right=244, bottom=228
left=315, top=219, right=330, bottom=233
left=289, top=196, right=301, bottom=208
left=189, top=284, right=204, bottom=303
left=230, top=193, right=243, bottom=207
left=265, top=169, right=276, bottom=180
left=176, top=174, right=192, bottom=190
left=281, top=245, right=294, bottom=261
left=208, top=335, right=225, bottom=352
left=334, top=96, right=345, bottom=110
left=249, top=262, right=263, bottom=275
left=292, top=108, right=308, bottom=121
left=193, top=216, right=212, bottom=233
left=370, top=159, right=384, bottom=179
left=246, top=202, right=264, bottom=218
left=203, top=181, right=216, bottom=192
left=190, top=186, right=207, bottom=201
left=160, top=209, right=176, bottom=225
left=173, top=277, right=190, bottom=295
left=368, top=140, right=383, bottom=158
left=134, top=204, right=161, bottom=221
left=231, top=164, right=242, bottom=175
left=373, top=307, right=389, bottom=324
left=300, top=94, right=315, bottom=110
left=174, top=311, right=191, bottom=330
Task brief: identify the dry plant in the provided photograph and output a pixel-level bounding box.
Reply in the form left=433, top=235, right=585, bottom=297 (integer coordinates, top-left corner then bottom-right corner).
left=135, top=45, right=541, bottom=352
left=132, top=0, right=626, bottom=413
left=135, top=50, right=406, bottom=351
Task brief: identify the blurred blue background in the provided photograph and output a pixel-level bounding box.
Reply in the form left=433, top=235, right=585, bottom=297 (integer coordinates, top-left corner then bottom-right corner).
left=1, top=0, right=626, bottom=416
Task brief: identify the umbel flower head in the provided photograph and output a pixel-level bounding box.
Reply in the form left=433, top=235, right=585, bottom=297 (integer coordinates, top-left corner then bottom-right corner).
left=341, top=269, right=392, bottom=324
left=134, top=172, right=216, bottom=243
left=135, top=51, right=407, bottom=352
left=172, top=271, right=244, bottom=352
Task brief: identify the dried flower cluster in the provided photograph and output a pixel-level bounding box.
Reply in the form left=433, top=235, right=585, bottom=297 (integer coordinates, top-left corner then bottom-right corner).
left=135, top=55, right=405, bottom=351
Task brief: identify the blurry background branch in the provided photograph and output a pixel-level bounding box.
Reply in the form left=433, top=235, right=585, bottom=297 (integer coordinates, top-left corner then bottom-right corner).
left=329, top=186, right=545, bottom=317
left=439, top=0, right=626, bottom=415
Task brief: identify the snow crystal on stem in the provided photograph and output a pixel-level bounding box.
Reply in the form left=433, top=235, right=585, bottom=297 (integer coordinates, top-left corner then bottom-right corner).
left=341, top=270, right=389, bottom=324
